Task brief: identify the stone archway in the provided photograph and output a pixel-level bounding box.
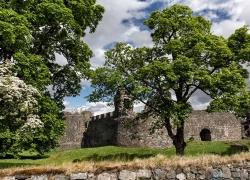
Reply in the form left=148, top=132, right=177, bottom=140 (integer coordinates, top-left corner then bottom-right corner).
left=200, top=128, right=211, bottom=141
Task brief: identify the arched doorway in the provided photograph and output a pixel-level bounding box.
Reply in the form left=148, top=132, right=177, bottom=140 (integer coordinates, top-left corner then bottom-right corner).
left=200, top=128, right=211, bottom=141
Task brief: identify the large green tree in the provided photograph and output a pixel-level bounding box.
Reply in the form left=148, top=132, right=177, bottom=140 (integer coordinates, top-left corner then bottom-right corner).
left=0, top=0, right=104, bottom=104
left=0, top=0, right=104, bottom=155
left=89, top=5, right=250, bottom=155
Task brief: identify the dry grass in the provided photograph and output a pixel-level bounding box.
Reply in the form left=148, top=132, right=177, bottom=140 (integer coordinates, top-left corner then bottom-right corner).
left=1, top=152, right=250, bottom=176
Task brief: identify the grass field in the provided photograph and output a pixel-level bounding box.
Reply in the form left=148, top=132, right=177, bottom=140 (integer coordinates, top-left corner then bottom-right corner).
left=0, top=140, right=249, bottom=169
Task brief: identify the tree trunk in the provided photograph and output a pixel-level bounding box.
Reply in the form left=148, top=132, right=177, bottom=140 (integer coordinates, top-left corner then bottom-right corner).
left=173, top=127, right=186, bottom=156
left=164, top=117, right=187, bottom=155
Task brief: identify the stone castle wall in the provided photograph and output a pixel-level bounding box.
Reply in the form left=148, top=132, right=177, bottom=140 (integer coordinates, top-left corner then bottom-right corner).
left=116, top=115, right=172, bottom=148
left=60, top=111, right=92, bottom=149
left=83, top=112, right=117, bottom=147
left=116, top=111, right=242, bottom=148
left=60, top=110, right=242, bottom=149
left=185, top=111, right=242, bottom=141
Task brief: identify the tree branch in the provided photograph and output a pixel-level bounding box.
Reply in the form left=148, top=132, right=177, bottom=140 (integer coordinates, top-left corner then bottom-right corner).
left=185, top=67, right=218, bottom=100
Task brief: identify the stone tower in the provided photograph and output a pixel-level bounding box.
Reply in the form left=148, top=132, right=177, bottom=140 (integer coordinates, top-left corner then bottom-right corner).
left=114, top=88, right=133, bottom=117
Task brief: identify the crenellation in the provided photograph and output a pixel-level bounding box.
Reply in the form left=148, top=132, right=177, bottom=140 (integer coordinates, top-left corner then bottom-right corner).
left=90, top=111, right=116, bottom=121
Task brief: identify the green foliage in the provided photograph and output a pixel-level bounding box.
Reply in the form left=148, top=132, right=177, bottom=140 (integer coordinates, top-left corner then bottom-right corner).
left=0, top=0, right=104, bottom=103
left=0, top=0, right=104, bottom=155
left=13, top=52, right=51, bottom=91
left=89, top=4, right=250, bottom=155
left=0, top=63, right=41, bottom=157
left=36, top=96, right=65, bottom=154
left=14, top=95, right=65, bottom=155
left=228, top=26, right=250, bottom=63
left=208, top=26, right=250, bottom=117
left=208, top=91, right=250, bottom=118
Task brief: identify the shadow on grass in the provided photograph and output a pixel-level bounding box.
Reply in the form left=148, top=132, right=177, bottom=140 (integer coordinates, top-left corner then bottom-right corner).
left=0, top=154, right=49, bottom=160
left=0, top=162, right=37, bottom=169
left=208, top=143, right=250, bottom=156
left=221, top=144, right=249, bottom=156
left=19, top=154, right=49, bottom=160
left=73, top=152, right=155, bottom=162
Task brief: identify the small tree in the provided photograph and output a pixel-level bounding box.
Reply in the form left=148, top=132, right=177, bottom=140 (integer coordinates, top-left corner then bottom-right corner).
left=0, top=63, right=41, bottom=156
left=90, top=5, right=249, bottom=155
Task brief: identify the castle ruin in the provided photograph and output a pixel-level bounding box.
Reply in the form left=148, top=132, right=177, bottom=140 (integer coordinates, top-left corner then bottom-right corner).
left=60, top=89, right=247, bottom=149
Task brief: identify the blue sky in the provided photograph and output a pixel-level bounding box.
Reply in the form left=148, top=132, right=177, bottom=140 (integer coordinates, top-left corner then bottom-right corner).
left=63, top=0, right=250, bottom=115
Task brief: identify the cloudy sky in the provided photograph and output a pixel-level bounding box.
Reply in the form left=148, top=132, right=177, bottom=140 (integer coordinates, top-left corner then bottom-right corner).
left=64, top=0, right=250, bottom=115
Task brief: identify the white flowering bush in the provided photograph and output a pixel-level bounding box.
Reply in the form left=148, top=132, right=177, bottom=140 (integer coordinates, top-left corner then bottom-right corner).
left=0, top=63, right=44, bottom=156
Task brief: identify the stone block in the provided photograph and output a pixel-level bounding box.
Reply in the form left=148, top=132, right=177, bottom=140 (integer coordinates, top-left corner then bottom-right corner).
left=231, top=170, right=241, bottom=178
left=54, top=174, right=69, bottom=180
left=30, top=175, right=48, bottom=180
left=206, top=168, right=223, bottom=179
left=222, top=167, right=231, bottom=179
left=198, top=175, right=205, bottom=180
left=87, top=173, right=96, bottom=180
left=119, top=170, right=137, bottom=180
left=241, top=169, right=249, bottom=179
left=186, top=172, right=195, bottom=179
left=97, top=172, right=117, bottom=180
left=183, top=167, right=190, bottom=173
left=2, top=177, right=15, bottom=180
left=153, top=169, right=167, bottom=180
left=166, top=170, right=176, bottom=179
left=136, top=169, right=152, bottom=179
left=176, top=173, right=186, bottom=180
left=70, top=173, right=88, bottom=180
left=190, top=168, right=198, bottom=174
left=15, top=174, right=31, bottom=179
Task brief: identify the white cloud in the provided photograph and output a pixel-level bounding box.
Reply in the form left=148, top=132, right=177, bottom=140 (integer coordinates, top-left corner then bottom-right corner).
left=134, top=101, right=145, bottom=113
left=89, top=48, right=106, bottom=69
left=238, top=0, right=250, bottom=25
left=80, top=79, right=91, bottom=88
left=189, top=91, right=211, bottom=110
left=182, top=0, right=249, bottom=37
left=84, top=102, right=114, bottom=115
left=84, top=0, right=153, bottom=68
left=55, top=53, right=68, bottom=66
left=212, top=20, right=245, bottom=37
left=129, top=29, right=153, bottom=47
left=65, top=102, right=114, bottom=116
left=65, top=100, right=145, bottom=116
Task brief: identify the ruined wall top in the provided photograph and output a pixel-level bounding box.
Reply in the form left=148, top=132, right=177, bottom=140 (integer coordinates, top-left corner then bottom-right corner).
left=114, top=88, right=133, bottom=117
left=64, top=111, right=93, bottom=118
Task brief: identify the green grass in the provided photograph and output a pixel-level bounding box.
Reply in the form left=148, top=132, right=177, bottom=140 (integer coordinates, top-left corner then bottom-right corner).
left=0, top=140, right=249, bottom=169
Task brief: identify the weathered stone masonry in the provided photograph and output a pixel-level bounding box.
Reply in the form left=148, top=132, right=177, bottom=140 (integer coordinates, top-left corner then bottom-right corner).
left=60, top=110, right=242, bottom=149
left=60, top=89, right=243, bottom=149
left=60, top=111, right=92, bottom=149
left=116, top=111, right=242, bottom=148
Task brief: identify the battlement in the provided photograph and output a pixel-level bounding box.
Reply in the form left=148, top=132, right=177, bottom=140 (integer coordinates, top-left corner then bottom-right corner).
left=91, top=111, right=115, bottom=121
